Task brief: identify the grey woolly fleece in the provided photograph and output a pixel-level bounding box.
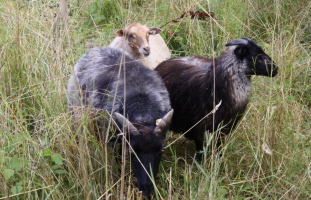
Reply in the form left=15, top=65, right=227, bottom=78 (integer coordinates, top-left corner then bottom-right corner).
left=67, top=46, right=171, bottom=125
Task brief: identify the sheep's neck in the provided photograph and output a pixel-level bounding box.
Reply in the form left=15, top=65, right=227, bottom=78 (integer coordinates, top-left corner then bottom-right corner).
left=216, top=58, right=252, bottom=110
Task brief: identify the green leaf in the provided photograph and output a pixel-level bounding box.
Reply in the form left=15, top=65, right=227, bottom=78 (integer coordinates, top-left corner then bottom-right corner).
left=54, top=169, right=67, bottom=174
left=5, top=144, right=15, bottom=153
left=218, top=187, right=228, bottom=197
left=9, top=155, right=21, bottom=171
left=3, top=169, right=15, bottom=180
left=11, top=185, right=23, bottom=194
left=51, top=165, right=60, bottom=170
left=15, top=181, right=23, bottom=186
left=42, top=149, right=52, bottom=157
left=287, top=96, right=295, bottom=101
left=51, top=153, right=63, bottom=166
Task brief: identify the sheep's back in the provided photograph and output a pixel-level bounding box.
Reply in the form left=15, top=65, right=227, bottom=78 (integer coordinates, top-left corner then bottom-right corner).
left=155, top=57, right=214, bottom=135
left=68, top=46, right=171, bottom=125
left=155, top=56, right=250, bottom=138
left=140, top=34, right=171, bottom=69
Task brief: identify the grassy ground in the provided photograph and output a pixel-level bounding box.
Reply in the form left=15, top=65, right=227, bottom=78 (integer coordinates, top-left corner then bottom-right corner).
left=0, top=0, right=310, bottom=199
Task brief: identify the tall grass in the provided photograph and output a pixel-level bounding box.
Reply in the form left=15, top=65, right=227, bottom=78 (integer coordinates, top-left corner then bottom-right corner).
left=0, top=0, right=310, bottom=199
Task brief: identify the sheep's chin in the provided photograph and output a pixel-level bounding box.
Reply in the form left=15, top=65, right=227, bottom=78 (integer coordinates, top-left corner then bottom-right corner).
left=140, top=49, right=150, bottom=57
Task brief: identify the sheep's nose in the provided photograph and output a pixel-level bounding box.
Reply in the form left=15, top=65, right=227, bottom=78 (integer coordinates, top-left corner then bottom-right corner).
left=143, top=47, right=150, bottom=56
left=140, top=184, right=153, bottom=197
left=271, top=63, right=278, bottom=77
left=265, top=59, right=278, bottom=77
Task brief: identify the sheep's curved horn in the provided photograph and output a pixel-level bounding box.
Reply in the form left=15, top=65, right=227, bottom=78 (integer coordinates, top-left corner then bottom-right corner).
left=225, top=37, right=250, bottom=47
left=154, top=109, right=174, bottom=136
left=114, top=112, right=139, bottom=136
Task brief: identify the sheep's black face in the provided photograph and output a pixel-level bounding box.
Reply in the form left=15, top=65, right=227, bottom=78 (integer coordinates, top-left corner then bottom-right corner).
left=130, top=132, right=165, bottom=197
left=227, top=37, right=278, bottom=77
left=246, top=48, right=278, bottom=77
left=234, top=42, right=278, bottom=77
left=113, top=110, right=173, bottom=197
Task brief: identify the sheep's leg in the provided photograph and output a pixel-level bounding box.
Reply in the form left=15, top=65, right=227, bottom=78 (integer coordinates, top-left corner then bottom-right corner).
left=194, top=135, right=204, bottom=161
left=194, top=132, right=226, bottom=160
left=214, top=131, right=227, bottom=157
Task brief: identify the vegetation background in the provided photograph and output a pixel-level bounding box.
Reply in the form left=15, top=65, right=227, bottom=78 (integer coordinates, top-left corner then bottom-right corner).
left=0, top=0, right=310, bottom=199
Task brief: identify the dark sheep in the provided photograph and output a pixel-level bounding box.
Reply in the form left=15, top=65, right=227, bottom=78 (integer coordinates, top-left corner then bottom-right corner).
left=155, top=37, right=278, bottom=155
left=67, top=46, right=173, bottom=197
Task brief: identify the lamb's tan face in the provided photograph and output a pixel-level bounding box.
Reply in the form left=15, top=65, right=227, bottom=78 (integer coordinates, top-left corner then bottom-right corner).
left=126, top=24, right=151, bottom=56
left=115, top=23, right=162, bottom=57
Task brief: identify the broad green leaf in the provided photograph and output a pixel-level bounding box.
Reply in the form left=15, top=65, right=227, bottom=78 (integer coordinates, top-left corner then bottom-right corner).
left=3, top=169, right=14, bottom=180
left=5, top=144, right=15, bottom=153
left=11, top=185, right=23, bottom=194
left=51, top=165, right=59, bottom=170
left=51, top=153, right=63, bottom=165
left=42, top=149, right=52, bottom=157
left=9, top=155, right=21, bottom=171
left=218, top=187, right=228, bottom=197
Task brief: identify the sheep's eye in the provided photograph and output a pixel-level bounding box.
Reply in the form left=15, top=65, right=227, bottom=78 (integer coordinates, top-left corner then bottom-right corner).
left=128, top=33, right=135, bottom=38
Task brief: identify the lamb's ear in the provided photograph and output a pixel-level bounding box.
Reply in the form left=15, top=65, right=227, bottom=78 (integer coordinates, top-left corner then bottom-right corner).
left=149, top=27, right=162, bottom=35
left=115, top=29, right=125, bottom=37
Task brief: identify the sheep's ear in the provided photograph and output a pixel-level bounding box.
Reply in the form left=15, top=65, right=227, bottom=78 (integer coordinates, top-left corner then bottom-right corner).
left=149, top=27, right=162, bottom=35
left=226, top=38, right=251, bottom=60
left=115, top=29, right=125, bottom=37
left=234, top=46, right=247, bottom=60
